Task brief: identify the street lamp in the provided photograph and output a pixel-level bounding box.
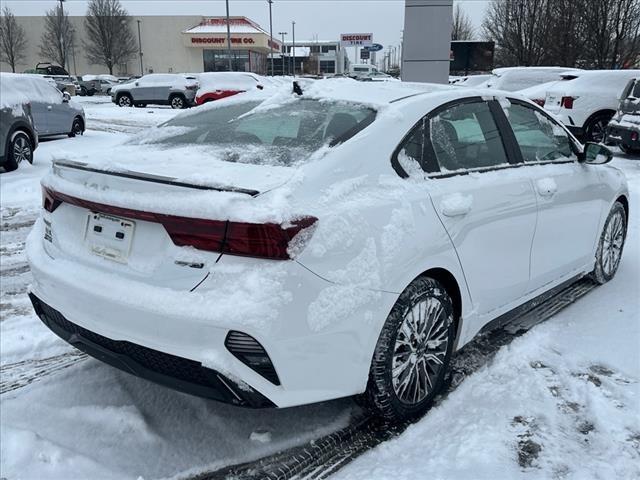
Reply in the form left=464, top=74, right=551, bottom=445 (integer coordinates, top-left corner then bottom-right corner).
left=137, top=20, right=144, bottom=75
left=291, top=20, right=296, bottom=77
left=279, top=31, right=287, bottom=75
left=58, top=0, right=67, bottom=71
left=267, top=0, right=274, bottom=76
left=225, top=0, right=233, bottom=71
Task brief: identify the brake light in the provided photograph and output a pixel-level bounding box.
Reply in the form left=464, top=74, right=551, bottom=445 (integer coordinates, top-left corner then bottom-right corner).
left=560, top=96, right=574, bottom=109
left=41, top=186, right=317, bottom=260
left=533, top=98, right=545, bottom=107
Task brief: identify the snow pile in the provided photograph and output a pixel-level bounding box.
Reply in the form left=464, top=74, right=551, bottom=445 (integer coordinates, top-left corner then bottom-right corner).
left=0, top=72, right=62, bottom=112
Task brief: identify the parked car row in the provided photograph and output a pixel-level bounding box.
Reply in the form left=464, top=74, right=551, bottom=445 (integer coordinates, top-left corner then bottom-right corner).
left=455, top=67, right=640, bottom=151
left=1, top=73, right=85, bottom=172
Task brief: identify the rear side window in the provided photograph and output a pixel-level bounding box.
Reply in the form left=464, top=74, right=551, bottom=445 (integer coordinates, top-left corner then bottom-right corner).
left=503, top=102, right=574, bottom=162
left=428, top=101, right=509, bottom=172
left=632, top=80, right=640, bottom=98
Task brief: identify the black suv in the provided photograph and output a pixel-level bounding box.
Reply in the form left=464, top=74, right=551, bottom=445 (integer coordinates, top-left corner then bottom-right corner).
left=606, top=78, right=640, bottom=155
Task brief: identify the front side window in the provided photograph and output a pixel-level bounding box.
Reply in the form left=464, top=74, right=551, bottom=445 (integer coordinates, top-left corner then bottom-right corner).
left=428, top=101, right=509, bottom=172
left=152, top=99, right=376, bottom=167
left=504, top=102, right=574, bottom=162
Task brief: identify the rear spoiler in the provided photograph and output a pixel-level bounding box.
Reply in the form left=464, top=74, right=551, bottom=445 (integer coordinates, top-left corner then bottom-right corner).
left=52, top=159, right=260, bottom=197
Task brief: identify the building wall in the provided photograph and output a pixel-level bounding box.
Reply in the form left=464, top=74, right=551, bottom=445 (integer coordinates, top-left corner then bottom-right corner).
left=3, top=16, right=205, bottom=76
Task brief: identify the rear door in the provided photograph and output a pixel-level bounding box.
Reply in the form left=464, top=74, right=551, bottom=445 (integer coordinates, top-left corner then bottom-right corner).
left=47, top=94, right=73, bottom=135
left=500, top=99, right=605, bottom=291
left=424, top=98, right=538, bottom=316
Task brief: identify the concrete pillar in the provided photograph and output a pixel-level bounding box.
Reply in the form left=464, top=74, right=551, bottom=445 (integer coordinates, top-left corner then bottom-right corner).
left=401, top=0, right=453, bottom=84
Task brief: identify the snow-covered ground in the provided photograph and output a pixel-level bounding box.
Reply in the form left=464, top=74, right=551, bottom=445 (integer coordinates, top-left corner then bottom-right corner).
left=1, top=96, right=639, bottom=479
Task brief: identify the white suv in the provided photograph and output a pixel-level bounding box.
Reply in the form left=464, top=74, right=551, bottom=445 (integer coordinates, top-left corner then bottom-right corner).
left=544, top=69, right=640, bottom=142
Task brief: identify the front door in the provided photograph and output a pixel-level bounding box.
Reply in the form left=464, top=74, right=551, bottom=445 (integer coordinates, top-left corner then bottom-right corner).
left=500, top=99, right=606, bottom=292
left=425, top=99, right=538, bottom=316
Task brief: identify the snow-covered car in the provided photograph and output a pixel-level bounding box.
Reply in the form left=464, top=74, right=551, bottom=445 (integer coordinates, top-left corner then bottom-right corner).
left=450, top=74, right=491, bottom=88
left=606, top=77, right=640, bottom=155
left=1, top=73, right=84, bottom=141
left=0, top=74, right=39, bottom=171
left=110, top=73, right=199, bottom=109
left=517, top=71, right=582, bottom=107
left=486, top=67, right=582, bottom=92
left=544, top=69, right=640, bottom=143
left=195, top=72, right=264, bottom=105
left=27, top=80, right=629, bottom=421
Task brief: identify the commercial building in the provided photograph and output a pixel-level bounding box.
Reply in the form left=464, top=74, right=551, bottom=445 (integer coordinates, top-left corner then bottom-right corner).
left=3, top=16, right=281, bottom=76
left=277, top=40, right=348, bottom=76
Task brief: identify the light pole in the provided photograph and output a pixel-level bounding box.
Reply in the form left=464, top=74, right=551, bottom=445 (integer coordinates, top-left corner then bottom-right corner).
left=267, top=0, right=274, bottom=76
left=57, top=0, right=66, bottom=71
left=136, top=20, right=144, bottom=75
left=279, top=31, right=287, bottom=75
left=225, top=0, right=233, bottom=71
left=291, top=21, right=296, bottom=77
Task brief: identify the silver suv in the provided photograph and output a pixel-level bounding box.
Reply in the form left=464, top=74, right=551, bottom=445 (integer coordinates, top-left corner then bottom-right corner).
left=110, top=74, right=199, bottom=109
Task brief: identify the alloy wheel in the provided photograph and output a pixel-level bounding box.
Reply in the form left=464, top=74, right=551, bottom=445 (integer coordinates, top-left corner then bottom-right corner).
left=588, top=119, right=607, bottom=143
left=171, top=96, right=184, bottom=109
left=601, top=210, right=625, bottom=277
left=118, top=95, right=132, bottom=107
left=12, top=135, right=31, bottom=164
left=392, top=296, right=450, bottom=405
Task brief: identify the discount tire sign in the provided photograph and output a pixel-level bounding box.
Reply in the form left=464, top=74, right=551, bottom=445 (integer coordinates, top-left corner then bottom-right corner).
left=340, top=33, right=373, bottom=47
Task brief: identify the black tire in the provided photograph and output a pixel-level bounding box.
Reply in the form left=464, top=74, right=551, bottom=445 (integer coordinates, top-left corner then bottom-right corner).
left=584, top=112, right=614, bottom=143
left=362, top=276, right=456, bottom=422
left=68, top=117, right=84, bottom=138
left=79, top=86, right=87, bottom=96
left=620, top=144, right=640, bottom=156
left=4, top=130, right=33, bottom=172
left=117, top=93, right=133, bottom=107
left=170, top=94, right=187, bottom=109
left=592, top=201, right=627, bottom=285
left=87, top=89, right=95, bottom=97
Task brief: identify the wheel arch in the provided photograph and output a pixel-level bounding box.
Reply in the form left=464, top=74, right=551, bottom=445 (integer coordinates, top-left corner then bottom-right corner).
left=5, top=122, right=36, bottom=160
left=616, top=194, right=629, bottom=222
left=419, top=267, right=464, bottom=349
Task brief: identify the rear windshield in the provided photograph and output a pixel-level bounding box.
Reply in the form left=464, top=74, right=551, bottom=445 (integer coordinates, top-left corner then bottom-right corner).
left=156, top=99, right=376, bottom=167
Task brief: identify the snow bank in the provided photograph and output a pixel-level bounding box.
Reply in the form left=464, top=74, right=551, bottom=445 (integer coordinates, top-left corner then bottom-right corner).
left=196, top=72, right=262, bottom=92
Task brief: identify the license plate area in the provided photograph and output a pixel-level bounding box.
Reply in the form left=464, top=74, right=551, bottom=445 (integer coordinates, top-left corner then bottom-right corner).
left=85, top=213, right=135, bottom=263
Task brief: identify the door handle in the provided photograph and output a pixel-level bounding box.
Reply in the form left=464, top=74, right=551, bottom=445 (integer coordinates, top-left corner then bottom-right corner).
left=440, top=193, right=472, bottom=217
left=536, top=178, right=557, bottom=197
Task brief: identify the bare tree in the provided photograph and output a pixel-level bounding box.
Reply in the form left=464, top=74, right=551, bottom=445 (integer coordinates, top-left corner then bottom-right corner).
left=39, top=4, right=75, bottom=69
left=451, top=4, right=475, bottom=40
left=482, top=0, right=555, bottom=66
left=482, top=0, right=640, bottom=68
left=582, top=0, right=640, bottom=68
left=0, top=6, right=27, bottom=72
left=84, top=0, right=137, bottom=75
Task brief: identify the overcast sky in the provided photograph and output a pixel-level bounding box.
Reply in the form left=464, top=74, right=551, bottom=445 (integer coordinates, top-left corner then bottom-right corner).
left=4, top=0, right=490, bottom=51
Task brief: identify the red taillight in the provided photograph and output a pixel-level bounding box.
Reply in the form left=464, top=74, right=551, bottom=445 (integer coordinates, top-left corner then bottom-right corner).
left=632, top=131, right=639, bottom=142
left=560, top=96, right=574, bottom=109
left=533, top=98, right=545, bottom=107
left=41, top=186, right=317, bottom=260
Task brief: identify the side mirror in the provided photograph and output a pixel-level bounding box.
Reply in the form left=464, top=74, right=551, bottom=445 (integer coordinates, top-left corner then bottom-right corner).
left=578, top=142, right=613, bottom=164
left=135, top=81, right=139, bottom=86
left=62, top=92, right=71, bottom=103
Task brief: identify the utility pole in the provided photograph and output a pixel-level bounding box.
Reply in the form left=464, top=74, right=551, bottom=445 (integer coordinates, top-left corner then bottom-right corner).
left=279, top=31, right=287, bottom=75
left=268, top=0, right=274, bottom=76
left=291, top=20, right=296, bottom=77
left=58, top=0, right=66, bottom=71
left=225, top=0, right=233, bottom=71
left=137, top=20, right=144, bottom=75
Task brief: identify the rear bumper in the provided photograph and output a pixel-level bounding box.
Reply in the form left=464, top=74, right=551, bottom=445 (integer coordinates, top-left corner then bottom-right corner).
left=606, top=122, right=640, bottom=148
left=29, top=293, right=275, bottom=408
left=27, top=218, right=395, bottom=408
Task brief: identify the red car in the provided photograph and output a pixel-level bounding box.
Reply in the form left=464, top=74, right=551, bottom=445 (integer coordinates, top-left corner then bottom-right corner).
left=195, top=72, right=264, bottom=105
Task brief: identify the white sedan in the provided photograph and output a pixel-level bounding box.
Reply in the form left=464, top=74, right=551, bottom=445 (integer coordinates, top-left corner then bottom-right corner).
left=27, top=80, right=629, bottom=421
